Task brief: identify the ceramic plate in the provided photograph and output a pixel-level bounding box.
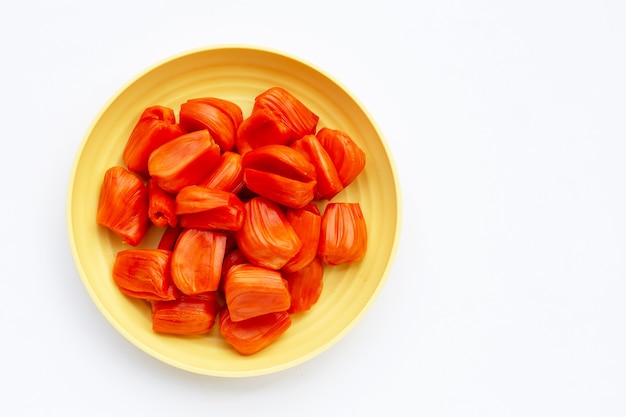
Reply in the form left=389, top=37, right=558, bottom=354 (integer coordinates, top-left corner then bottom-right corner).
left=67, top=45, right=401, bottom=377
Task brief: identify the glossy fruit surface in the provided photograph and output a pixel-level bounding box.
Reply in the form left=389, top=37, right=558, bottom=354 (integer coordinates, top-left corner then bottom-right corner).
left=235, top=197, right=302, bottom=270
left=96, top=166, right=149, bottom=246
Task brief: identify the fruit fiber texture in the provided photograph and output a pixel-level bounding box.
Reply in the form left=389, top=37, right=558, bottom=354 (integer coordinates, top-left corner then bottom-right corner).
left=97, top=166, right=149, bottom=246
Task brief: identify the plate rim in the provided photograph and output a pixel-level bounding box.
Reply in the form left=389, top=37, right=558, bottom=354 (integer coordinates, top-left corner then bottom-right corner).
left=66, top=44, right=403, bottom=377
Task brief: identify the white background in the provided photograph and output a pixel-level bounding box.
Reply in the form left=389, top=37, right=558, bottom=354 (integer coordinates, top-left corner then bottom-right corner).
left=2, top=1, right=625, bottom=415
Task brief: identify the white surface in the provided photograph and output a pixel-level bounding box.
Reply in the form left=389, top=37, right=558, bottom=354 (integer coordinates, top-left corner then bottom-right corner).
left=2, top=0, right=626, bottom=415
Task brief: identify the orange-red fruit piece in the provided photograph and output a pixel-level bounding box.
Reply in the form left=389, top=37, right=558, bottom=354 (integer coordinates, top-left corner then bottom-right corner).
left=179, top=99, right=238, bottom=152
left=175, top=185, right=245, bottom=231
left=179, top=208, right=245, bottom=232
left=291, top=134, right=343, bottom=200
left=122, top=105, right=184, bottom=177
left=147, top=179, right=177, bottom=228
left=139, top=105, right=178, bottom=123
left=235, top=197, right=302, bottom=270
left=283, top=257, right=324, bottom=314
left=252, top=87, right=319, bottom=140
left=151, top=293, right=220, bottom=335
left=219, top=307, right=291, bottom=355
left=242, top=144, right=316, bottom=182
left=147, top=129, right=221, bottom=194
left=112, top=249, right=178, bottom=301
left=187, top=97, right=243, bottom=127
left=316, top=127, right=366, bottom=188
left=171, top=229, right=227, bottom=295
left=242, top=144, right=317, bottom=208
left=235, top=108, right=292, bottom=156
left=282, top=204, right=322, bottom=273
left=318, top=202, right=367, bottom=265
left=198, top=151, right=244, bottom=194
left=97, top=166, right=149, bottom=246
left=175, top=185, right=239, bottom=214
left=223, top=264, right=291, bottom=322
left=243, top=169, right=316, bottom=210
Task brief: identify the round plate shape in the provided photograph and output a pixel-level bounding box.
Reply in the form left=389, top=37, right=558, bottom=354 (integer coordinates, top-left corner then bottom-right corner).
left=67, top=45, right=401, bottom=377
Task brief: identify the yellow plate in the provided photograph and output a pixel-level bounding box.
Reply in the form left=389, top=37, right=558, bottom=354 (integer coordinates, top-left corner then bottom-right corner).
left=67, top=45, right=401, bottom=377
